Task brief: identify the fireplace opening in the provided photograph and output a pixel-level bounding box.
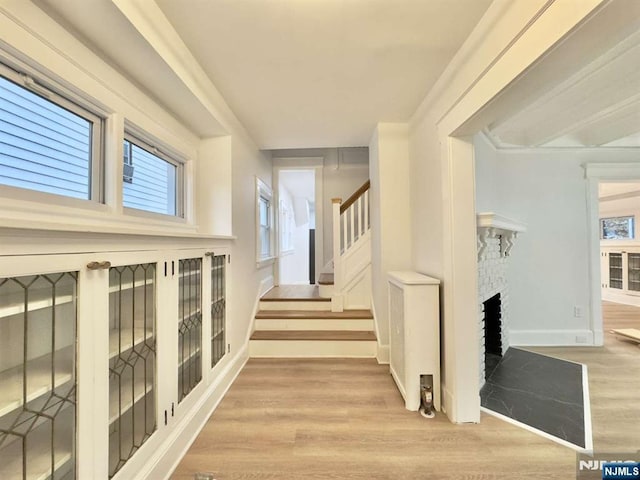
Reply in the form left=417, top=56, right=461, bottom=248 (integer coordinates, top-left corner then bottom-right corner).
left=483, top=293, right=502, bottom=381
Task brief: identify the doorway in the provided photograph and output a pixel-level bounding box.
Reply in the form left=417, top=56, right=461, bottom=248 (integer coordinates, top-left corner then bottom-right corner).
left=277, top=169, right=316, bottom=285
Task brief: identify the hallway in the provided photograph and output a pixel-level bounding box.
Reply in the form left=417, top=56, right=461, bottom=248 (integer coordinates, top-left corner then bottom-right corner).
left=172, top=302, right=640, bottom=479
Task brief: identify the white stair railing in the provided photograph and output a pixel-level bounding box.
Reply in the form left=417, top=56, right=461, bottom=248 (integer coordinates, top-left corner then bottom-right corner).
left=332, top=180, right=371, bottom=296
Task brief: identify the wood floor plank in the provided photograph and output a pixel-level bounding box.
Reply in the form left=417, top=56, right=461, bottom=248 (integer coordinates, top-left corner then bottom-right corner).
left=172, top=302, right=640, bottom=480
left=261, top=285, right=328, bottom=301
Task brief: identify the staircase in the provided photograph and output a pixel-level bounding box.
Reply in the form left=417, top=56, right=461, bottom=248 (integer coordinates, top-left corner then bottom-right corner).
left=327, top=180, right=372, bottom=311
left=249, top=286, right=376, bottom=358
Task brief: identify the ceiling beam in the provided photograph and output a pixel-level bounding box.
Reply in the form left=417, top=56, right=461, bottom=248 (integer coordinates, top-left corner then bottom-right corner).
left=491, top=35, right=640, bottom=146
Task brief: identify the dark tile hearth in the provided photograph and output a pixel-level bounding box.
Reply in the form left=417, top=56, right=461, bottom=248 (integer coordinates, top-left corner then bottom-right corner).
left=481, top=347, right=587, bottom=448
left=484, top=352, right=501, bottom=380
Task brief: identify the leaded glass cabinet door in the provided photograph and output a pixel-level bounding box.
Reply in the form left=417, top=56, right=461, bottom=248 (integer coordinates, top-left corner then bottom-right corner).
left=609, top=253, right=623, bottom=289
left=211, top=254, right=226, bottom=369
left=108, top=263, right=157, bottom=478
left=0, top=271, right=78, bottom=480
left=628, top=253, right=640, bottom=292
left=178, top=258, right=203, bottom=403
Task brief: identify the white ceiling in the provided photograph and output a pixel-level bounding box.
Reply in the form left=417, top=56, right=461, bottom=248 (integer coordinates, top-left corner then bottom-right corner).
left=279, top=170, right=315, bottom=202
left=36, top=0, right=492, bottom=149
left=33, top=0, right=640, bottom=151
left=480, top=0, right=640, bottom=149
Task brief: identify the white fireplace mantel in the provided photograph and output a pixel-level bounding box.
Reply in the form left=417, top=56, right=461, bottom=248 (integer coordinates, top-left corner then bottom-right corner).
left=477, top=212, right=527, bottom=260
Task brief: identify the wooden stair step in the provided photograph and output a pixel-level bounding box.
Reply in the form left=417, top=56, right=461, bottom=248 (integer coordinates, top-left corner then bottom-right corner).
left=261, top=296, right=330, bottom=303
left=250, top=330, right=376, bottom=341
left=255, top=309, right=373, bottom=319
left=261, top=285, right=329, bottom=301
left=318, top=273, right=334, bottom=285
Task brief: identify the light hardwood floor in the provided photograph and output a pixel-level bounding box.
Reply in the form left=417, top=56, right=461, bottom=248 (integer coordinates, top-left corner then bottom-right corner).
left=172, top=302, right=640, bottom=480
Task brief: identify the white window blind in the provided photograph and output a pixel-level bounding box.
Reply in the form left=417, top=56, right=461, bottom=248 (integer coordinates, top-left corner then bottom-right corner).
left=0, top=67, right=101, bottom=200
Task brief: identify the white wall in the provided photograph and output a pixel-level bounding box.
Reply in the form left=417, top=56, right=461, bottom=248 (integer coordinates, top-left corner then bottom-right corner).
left=270, top=147, right=369, bottom=267
left=474, top=134, right=640, bottom=345
left=369, top=124, right=412, bottom=358
left=278, top=184, right=310, bottom=284
left=474, top=133, right=501, bottom=213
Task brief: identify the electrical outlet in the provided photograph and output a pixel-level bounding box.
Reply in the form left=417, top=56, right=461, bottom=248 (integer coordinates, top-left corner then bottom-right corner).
left=574, top=306, right=584, bottom=318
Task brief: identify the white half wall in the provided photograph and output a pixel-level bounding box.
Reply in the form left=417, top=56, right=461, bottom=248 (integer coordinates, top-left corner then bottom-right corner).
left=369, top=124, right=412, bottom=347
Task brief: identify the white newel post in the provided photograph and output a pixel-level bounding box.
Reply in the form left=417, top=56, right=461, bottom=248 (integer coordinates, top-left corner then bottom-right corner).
left=332, top=198, right=343, bottom=311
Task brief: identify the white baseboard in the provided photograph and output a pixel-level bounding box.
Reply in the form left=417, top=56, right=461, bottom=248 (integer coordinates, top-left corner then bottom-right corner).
left=602, top=290, right=640, bottom=307
left=247, top=276, right=275, bottom=341
left=145, top=344, right=249, bottom=480
left=510, top=329, right=595, bottom=346
left=376, top=344, right=389, bottom=364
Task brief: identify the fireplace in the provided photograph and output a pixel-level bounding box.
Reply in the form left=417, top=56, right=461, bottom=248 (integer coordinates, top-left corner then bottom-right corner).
left=477, top=212, right=526, bottom=386
left=483, top=293, right=502, bottom=380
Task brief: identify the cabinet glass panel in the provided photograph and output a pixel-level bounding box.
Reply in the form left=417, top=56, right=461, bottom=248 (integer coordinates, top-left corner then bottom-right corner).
left=0, top=272, right=77, bottom=480
left=628, top=253, right=640, bottom=292
left=211, top=255, right=226, bottom=368
left=609, top=253, right=623, bottom=289
left=108, top=264, right=156, bottom=478
left=178, top=258, right=202, bottom=403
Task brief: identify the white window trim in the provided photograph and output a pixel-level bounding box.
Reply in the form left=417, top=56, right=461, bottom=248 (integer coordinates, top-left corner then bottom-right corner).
left=0, top=44, right=199, bottom=237
left=0, top=60, right=105, bottom=202
left=256, top=176, right=275, bottom=268
left=123, top=127, right=186, bottom=219
left=600, top=215, right=635, bottom=240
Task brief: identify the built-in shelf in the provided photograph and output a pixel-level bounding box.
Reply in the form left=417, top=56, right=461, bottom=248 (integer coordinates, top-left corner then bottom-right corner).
left=0, top=405, right=74, bottom=480
left=180, top=308, right=202, bottom=323
left=109, top=327, right=154, bottom=359
left=0, top=293, right=75, bottom=320
left=108, top=394, right=156, bottom=477
left=108, top=278, right=154, bottom=294
left=0, top=345, right=74, bottom=418
left=109, top=371, right=154, bottom=425
left=212, top=330, right=224, bottom=341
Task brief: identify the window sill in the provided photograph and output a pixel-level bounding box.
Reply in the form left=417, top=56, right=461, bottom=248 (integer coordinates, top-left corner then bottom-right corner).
left=0, top=194, right=236, bottom=245
left=256, top=257, right=275, bottom=269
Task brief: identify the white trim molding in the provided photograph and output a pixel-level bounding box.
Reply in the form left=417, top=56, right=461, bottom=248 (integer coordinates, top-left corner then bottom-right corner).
left=510, top=329, right=595, bottom=346
left=477, top=212, right=526, bottom=260
left=584, top=162, right=640, bottom=179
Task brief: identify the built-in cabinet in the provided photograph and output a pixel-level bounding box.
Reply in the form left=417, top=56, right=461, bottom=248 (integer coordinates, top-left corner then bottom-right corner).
left=0, top=269, right=78, bottom=480
left=601, top=246, right=640, bottom=306
left=601, top=248, right=640, bottom=292
left=0, top=245, right=229, bottom=480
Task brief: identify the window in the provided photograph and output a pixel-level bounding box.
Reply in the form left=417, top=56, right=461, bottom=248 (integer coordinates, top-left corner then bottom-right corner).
left=122, top=133, right=183, bottom=216
left=601, top=216, right=634, bottom=240
left=0, top=63, right=103, bottom=201
left=256, top=177, right=274, bottom=265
